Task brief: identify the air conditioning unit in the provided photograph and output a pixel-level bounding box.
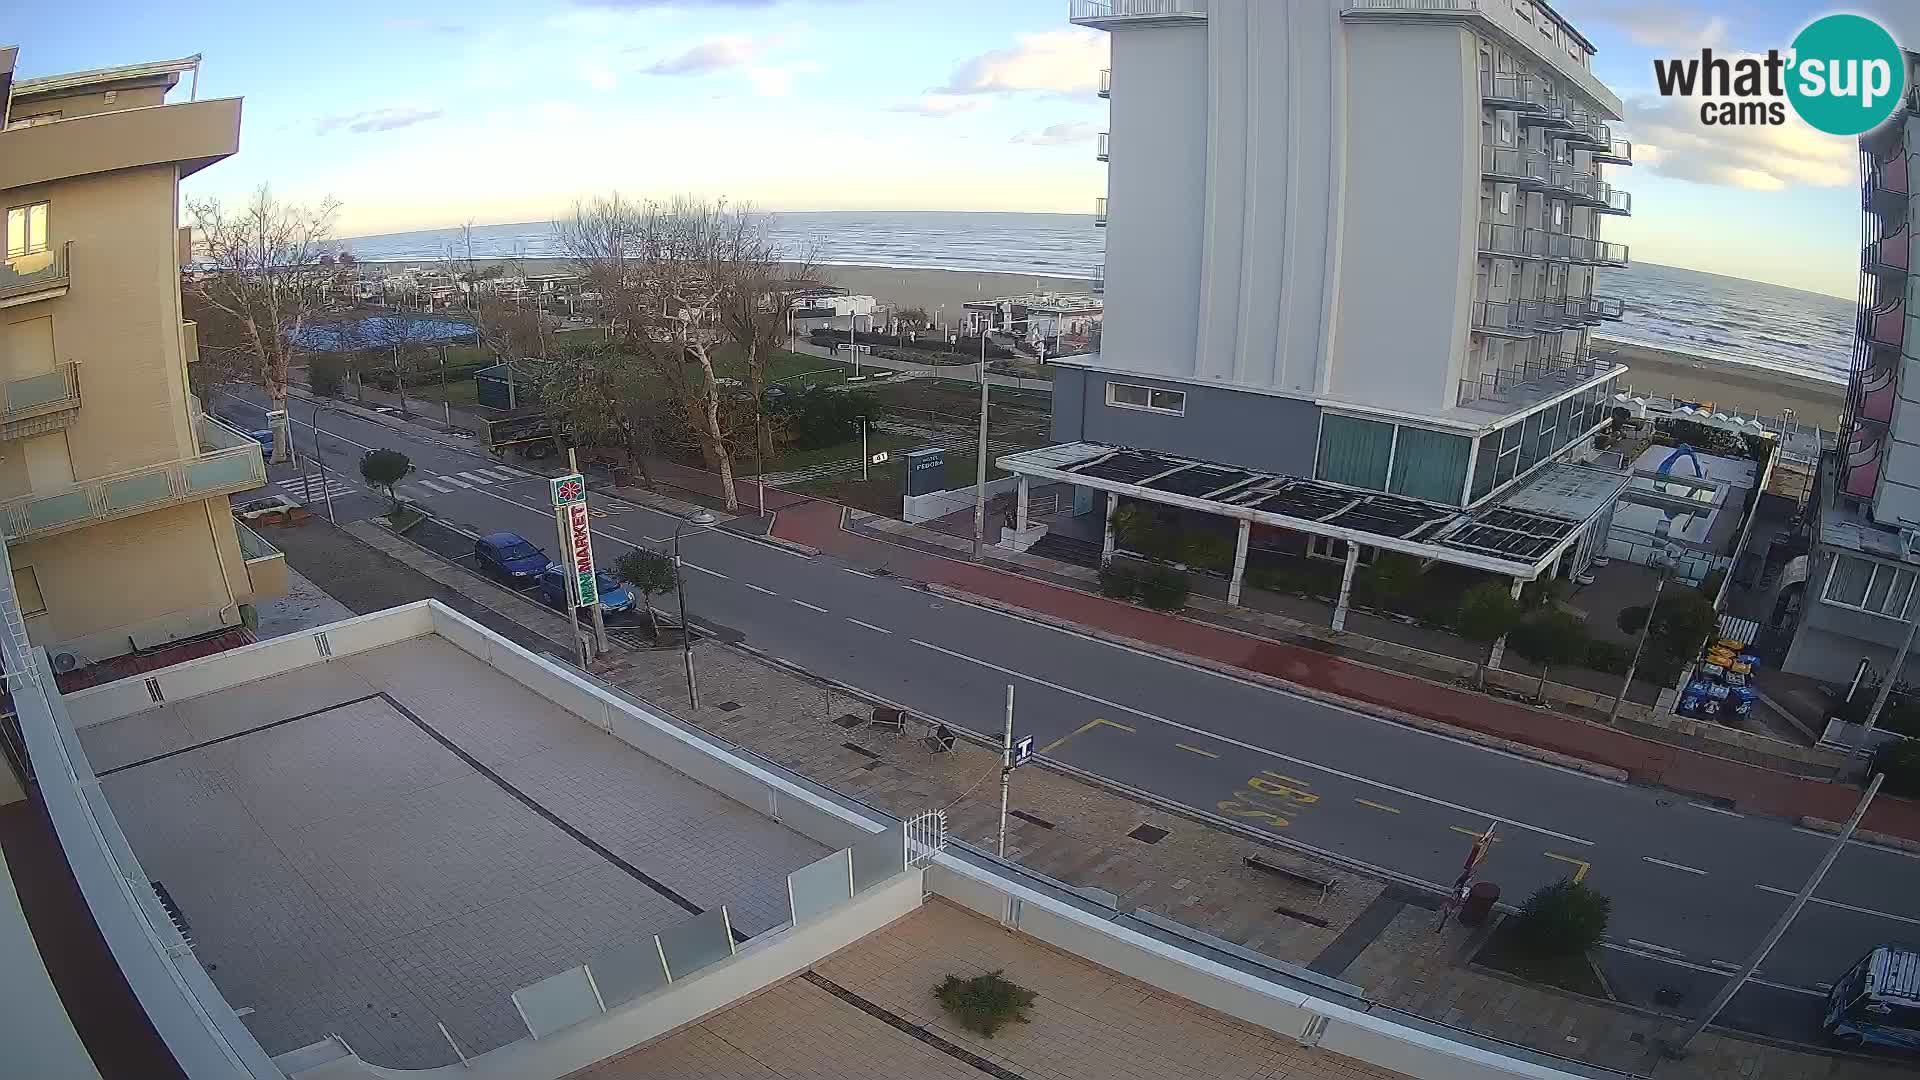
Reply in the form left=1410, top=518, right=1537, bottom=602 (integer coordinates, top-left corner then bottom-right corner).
left=49, top=650, right=79, bottom=673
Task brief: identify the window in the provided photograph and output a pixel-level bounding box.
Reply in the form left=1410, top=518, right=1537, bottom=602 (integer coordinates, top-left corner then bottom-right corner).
left=1497, top=115, right=1514, bottom=146
left=1105, top=381, right=1185, bottom=415
left=4, top=111, right=60, bottom=130
left=1470, top=431, right=1499, bottom=503
left=6, top=201, right=49, bottom=259
left=1497, top=189, right=1513, bottom=216
left=1390, top=426, right=1472, bottom=505
left=1823, top=554, right=1916, bottom=618
left=1309, top=536, right=1375, bottom=565
left=1552, top=203, right=1565, bottom=229
left=11, top=566, right=44, bottom=618
left=1317, top=414, right=1395, bottom=491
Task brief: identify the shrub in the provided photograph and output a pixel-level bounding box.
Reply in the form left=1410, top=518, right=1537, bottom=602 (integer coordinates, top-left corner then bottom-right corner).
left=1617, top=604, right=1651, bottom=637
left=1873, top=739, right=1920, bottom=799
left=934, top=971, right=1037, bottom=1037
left=614, top=549, right=677, bottom=637
left=308, top=354, right=345, bottom=397
left=1137, top=565, right=1190, bottom=611
left=1511, top=610, right=1589, bottom=696
left=1507, top=880, right=1611, bottom=962
left=1585, top=640, right=1634, bottom=675
left=1457, top=582, right=1522, bottom=686
left=1097, top=564, right=1139, bottom=600
left=773, top=389, right=876, bottom=450
left=358, top=448, right=412, bottom=504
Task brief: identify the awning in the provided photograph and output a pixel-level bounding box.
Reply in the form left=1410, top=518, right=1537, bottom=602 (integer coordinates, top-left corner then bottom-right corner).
left=995, top=442, right=1631, bottom=580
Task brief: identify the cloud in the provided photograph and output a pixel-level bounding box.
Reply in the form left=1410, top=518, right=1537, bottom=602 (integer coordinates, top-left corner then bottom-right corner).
left=1572, top=4, right=1727, bottom=50
left=1622, top=94, right=1855, bottom=190
left=642, top=35, right=763, bottom=75
left=888, top=95, right=988, bottom=117
left=381, top=16, right=469, bottom=34
left=315, top=107, right=446, bottom=136
left=937, top=29, right=1106, bottom=96
left=578, top=0, right=785, bottom=6
left=746, top=61, right=825, bottom=98
left=1011, top=122, right=1096, bottom=146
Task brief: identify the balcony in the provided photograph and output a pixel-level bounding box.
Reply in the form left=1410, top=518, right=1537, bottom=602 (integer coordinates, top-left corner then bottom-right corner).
left=1092, top=265, right=1105, bottom=294
left=1480, top=71, right=1543, bottom=111
left=1071, top=0, right=1207, bottom=27
left=1593, top=240, right=1629, bottom=267
left=1856, top=364, right=1897, bottom=424
left=1593, top=138, right=1632, bottom=166
left=1865, top=227, right=1909, bottom=278
left=1586, top=296, right=1625, bottom=321
left=1458, top=351, right=1617, bottom=410
left=1595, top=184, right=1632, bottom=215
left=0, top=414, right=265, bottom=544
left=0, top=361, right=82, bottom=442
left=1343, top=0, right=1625, bottom=118
left=0, top=241, right=70, bottom=309
left=1473, top=299, right=1554, bottom=338
left=1549, top=164, right=1603, bottom=203
left=234, top=518, right=288, bottom=603
left=1482, top=145, right=1548, bottom=188
left=1563, top=109, right=1610, bottom=150
left=1097, top=132, right=1109, bottom=162
left=1866, top=301, right=1906, bottom=350
left=1866, top=153, right=1909, bottom=216
left=1094, top=196, right=1108, bottom=227
left=1098, top=68, right=1110, bottom=98
left=1845, top=426, right=1883, bottom=499
left=1478, top=222, right=1547, bottom=260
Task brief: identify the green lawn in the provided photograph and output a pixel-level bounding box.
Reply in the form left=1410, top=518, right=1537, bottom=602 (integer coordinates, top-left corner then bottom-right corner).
left=791, top=448, right=1013, bottom=517
left=404, top=379, right=482, bottom=408
left=765, top=431, right=915, bottom=473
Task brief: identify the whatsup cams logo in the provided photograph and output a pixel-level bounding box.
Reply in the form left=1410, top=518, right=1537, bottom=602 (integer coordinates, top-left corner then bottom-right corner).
left=1651, top=13, right=1905, bottom=135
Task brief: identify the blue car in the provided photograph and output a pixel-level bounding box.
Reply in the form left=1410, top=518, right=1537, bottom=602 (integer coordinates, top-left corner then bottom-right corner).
left=473, top=532, right=551, bottom=581
left=537, top=566, right=635, bottom=615
left=247, top=429, right=274, bottom=450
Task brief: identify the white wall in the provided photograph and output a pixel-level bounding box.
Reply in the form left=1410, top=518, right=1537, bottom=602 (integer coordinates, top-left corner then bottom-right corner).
left=1329, top=20, right=1477, bottom=415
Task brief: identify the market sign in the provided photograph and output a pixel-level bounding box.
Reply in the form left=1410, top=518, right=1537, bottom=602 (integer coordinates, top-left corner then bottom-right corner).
left=550, top=473, right=587, bottom=507
left=559, top=500, right=597, bottom=607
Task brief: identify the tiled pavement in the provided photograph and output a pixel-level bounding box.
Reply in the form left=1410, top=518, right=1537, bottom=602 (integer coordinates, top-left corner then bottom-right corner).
left=77, top=637, right=828, bottom=1068
left=283, top=517, right=1911, bottom=1079
left=576, top=899, right=1412, bottom=1080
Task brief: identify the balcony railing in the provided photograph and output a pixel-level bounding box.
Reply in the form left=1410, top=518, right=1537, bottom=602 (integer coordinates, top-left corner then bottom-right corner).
left=1098, top=68, right=1110, bottom=98
left=1097, top=132, right=1109, bottom=161
left=1473, top=299, right=1553, bottom=338
left=234, top=518, right=289, bottom=602
left=1595, top=240, right=1629, bottom=267
left=1866, top=227, right=1909, bottom=277
left=1094, top=196, right=1108, bottom=226
left=1866, top=154, right=1909, bottom=216
left=1587, top=296, right=1625, bottom=321
left=1593, top=138, right=1632, bottom=165
left=1549, top=164, right=1603, bottom=203
left=1563, top=109, right=1610, bottom=149
left=1595, top=184, right=1631, bottom=215
left=0, top=416, right=265, bottom=544
left=1866, top=302, right=1905, bottom=350
left=1478, top=222, right=1548, bottom=260
left=1091, top=266, right=1105, bottom=294
left=1071, top=0, right=1207, bottom=24
left=0, top=361, right=82, bottom=437
left=1479, top=71, right=1541, bottom=111
left=1458, top=351, right=1615, bottom=408
left=0, top=241, right=71, bottom=307
left=1482, top=145, right=1548, bottom=187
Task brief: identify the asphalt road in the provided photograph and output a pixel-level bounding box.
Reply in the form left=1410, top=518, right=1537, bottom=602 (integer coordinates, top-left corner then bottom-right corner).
left=222, top=389, right=1920, bottom=1044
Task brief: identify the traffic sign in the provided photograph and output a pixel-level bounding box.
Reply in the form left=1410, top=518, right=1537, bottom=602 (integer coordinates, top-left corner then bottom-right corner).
left=869, top=451, right=890, bottom=465
left=550, top=473, right=587, bottom=507
left=559, top=500, right=597, bottom=607
left=1011, top=735, right=1034, bottom=768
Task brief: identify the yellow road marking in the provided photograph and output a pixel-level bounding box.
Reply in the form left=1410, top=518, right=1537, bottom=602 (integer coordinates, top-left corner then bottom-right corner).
left=1544, top=851, right=1591, bottom=883
left=1355, top=798, right=1401, bottom=814
left=1039, top=718, right=1135, bottom=754
left=1174, top=743, right=1218, bottom=758
left=1450, top=826, right=1503, bottom=841
left=1262, top=770, right=1311, bottom=786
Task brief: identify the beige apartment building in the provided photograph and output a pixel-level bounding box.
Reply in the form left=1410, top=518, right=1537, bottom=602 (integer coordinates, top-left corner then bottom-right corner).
left=0, top=47, right=281, bottom=677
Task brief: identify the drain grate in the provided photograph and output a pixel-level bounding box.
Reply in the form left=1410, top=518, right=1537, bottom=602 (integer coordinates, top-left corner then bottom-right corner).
left=1128, top=824, right=1169, bottom=845
left=1009, top=810, right=1056, bottom=830
left=715, top=701, right=742, bottom=713
left=150, top=880, right=193, bottom=943
left=841, top=742, right=880, bottom=759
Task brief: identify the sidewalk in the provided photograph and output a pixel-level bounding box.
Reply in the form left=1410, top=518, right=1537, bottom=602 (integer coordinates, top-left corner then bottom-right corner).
left=767, top=497, right=1920, bottom=843
left=271, top=515, right=1908, bottom=1080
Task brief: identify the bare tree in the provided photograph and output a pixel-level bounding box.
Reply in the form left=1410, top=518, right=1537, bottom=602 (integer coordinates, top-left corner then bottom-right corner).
left=184, top=186, right=341, bottom=463
left=447, top=221, right=547, bottom=361
left=718, top=221, right=819, bottom=468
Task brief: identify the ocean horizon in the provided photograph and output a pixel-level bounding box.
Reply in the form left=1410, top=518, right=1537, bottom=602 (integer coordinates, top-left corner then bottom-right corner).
left=337, top=211, right=1853, bottom=388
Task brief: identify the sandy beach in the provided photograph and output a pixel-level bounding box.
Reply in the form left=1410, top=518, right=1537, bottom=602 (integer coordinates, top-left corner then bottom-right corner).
left=367, top=255, right=1845, bottom=424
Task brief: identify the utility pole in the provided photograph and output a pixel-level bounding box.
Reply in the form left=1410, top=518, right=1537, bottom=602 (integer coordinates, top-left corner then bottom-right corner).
left=440, top=345, right=451, bottom=429
left=1666, top=773, right=1884, bottom=1057
left=997, top=683, right=1015, bottom=858
left=972, top=329, right=990, bottom=560
left=1609, top=565, right=1668, bottom=723
left=570, top=448, right=610, bottom=656
left=861, top=416, right=870, bottom=482
left=1863, top=607, right=1920, bottom=736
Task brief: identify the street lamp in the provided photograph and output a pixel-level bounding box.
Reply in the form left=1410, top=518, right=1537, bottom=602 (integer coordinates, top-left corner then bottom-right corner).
left=671, top=510, right=720, bottom=710
left=305, top=398, right=339, bottom=524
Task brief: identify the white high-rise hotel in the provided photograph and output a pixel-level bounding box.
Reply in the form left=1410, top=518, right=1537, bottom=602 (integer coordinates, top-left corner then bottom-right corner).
left=1049, top=0, right=1631, bottom=508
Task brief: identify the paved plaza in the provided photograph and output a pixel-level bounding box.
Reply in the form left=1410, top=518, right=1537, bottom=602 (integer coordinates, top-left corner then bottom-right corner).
left=78, top=637, right=830, bottom=1068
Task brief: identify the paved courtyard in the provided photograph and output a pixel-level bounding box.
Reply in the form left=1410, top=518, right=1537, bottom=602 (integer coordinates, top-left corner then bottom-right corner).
left=78, top=637, right=830, bottom=1069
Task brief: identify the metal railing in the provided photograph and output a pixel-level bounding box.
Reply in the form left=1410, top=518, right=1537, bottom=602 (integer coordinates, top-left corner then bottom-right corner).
left=1098, top=68, right=1110, bottom=97
left=0, top=241, right=71, bottom=303
left=1477, top=222, right=1547, bottom=260
left=1093, top=196, right=1108, bottom=226
left=233, top=519, right=282, bottom=562
left=1481, top=145, right=1547, bottom=185
left=1473, top=299, right=1551, bottom=336
left=1091, top=266, right=1106, bottom=293
left=1478, top=70, right=1537, bottom=106
left=1593, top=239, right=1629, bottom=266
left=1597, top=185, right=1632, bottom=214
left=1549, top=164, right=1602, bottom=201
left=1460, top=351, right=1614, bottom=406
left=1071, top=0, right=1207, bottom=20
left=1587, top=296, right=1624, bottom=320
left=0, top=416, right=265, bottom=543
left=1594, top=137, right=1632, bottom=163
left=1097, top=132, right=1109, bottom=161
left=0, top=361, right=81, bottom=423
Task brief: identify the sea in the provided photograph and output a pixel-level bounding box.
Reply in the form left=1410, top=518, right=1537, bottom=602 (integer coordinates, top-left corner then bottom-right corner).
left=338, top=211, right=1854, bottom=387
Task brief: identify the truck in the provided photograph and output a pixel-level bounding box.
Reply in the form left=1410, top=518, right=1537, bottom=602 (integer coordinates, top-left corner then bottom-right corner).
left=1825, top=944, right=1920, bottom=1051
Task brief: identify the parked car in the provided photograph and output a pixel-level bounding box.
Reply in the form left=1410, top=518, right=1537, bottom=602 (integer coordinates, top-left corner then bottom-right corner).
left=473, top=532, right=551, bottom=580
left=247, top=429, right=275, bottom=450
left=536, top=566, right=635, bottom=615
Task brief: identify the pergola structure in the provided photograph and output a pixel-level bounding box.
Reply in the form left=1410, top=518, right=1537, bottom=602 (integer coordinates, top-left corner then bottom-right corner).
left=996, top=442, right=1629, bottom=636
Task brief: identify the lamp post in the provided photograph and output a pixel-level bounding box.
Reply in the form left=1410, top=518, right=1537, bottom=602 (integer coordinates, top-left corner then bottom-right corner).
left=307, top=399, right=338, bottom=524
left=671, top=510, right=720, bottom=710
left=971, top=329, right=990, bottom=560
left=1609, top=545, right=1677, bottom=723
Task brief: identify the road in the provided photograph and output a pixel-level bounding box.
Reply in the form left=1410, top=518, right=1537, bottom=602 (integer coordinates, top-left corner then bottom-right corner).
left=224, top=389, right=1920, bottom=1042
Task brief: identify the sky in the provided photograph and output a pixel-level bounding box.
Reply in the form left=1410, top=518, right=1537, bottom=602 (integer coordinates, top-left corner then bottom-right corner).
left=7, top=0, right=1904, bottom=298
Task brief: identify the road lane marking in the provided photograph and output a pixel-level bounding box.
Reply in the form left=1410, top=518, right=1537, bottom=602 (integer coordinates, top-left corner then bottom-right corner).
left=1263, top=770, right=1310, bottom=786
left=1688, top=802, right=1744, bottom=818
left=1355, top=798, right=1401, bottom=814
left=1789, top=825, right=1920, bottom=862
left=1038, top=718, right=1135, bottom=755
left=792, top=599, right=829, bottom=613
left=438, top=474, right=473, bottom=488
left=1175, top=743, right=1218, bottom=758
left=1544, top=852, right=1591, bottom=883
left=1643, top=857, right=1708, bottom=876
left=1708, top=959, right=1743, bottom=971
left=847, top=618, right=892, bottom=634
left=684, top=563, right=728, bottom=579
left=843, top=568, right=876, bottom=578
left=1754, top=884, right=1920, bottom=926
left=1597, top=943, right=1827, bottom=996
left=476, top=468, right=517, bottom=482
left=908, top=637, right=1595, bottom=847
left=745, top=583, right=778, bottom=596
left=644, top=536, right=669, bottom=543
left=1627, top=939, right=1682, bottom=956
left=457, top=471, right=496, bottom=485
left=417, top=478, right=453, bottom=493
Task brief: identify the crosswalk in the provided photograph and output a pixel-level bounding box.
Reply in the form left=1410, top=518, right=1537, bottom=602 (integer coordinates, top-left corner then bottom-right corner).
left=276, top=476, right=359, bottom=503
left=412, top=465, right=533, bottom=493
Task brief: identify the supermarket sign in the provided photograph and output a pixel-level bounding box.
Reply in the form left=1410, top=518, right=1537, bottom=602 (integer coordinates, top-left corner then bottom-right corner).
left=559, top=501, right=597, bottom=608
left=550, top=474, right=587, bottom=507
